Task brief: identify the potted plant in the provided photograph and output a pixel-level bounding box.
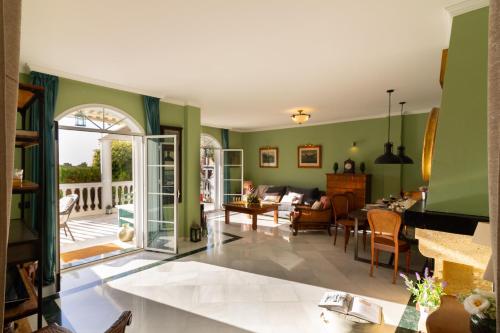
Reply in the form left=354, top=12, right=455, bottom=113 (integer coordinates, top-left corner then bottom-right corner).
left=400, top=268, right=446, bottom=332
left=460, top=289, right=496, bottom=333
left=105, top=204, right=113, bottom=215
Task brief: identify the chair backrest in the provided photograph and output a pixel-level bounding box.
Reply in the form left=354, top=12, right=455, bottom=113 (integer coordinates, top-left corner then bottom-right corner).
left=331, top=194, right=348, bottom=220
left=367, top=209, right=402, bottom=242
left=344, top=191, right=356, bottom=212
left=59, top=194, right=79, bottom=215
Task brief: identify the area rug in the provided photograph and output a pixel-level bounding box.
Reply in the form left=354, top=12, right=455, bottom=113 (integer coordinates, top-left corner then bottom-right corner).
left=61, top=243, right=124, bottom=263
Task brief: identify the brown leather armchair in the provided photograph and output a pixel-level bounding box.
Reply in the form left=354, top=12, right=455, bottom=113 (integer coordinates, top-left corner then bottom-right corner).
left=290, top=196, right=333, bottom=236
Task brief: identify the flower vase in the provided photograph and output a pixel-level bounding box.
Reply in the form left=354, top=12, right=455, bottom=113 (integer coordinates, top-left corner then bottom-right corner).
left=470, top=315, right=496, bottom=333
left=417, top=304, right=437, bottom=333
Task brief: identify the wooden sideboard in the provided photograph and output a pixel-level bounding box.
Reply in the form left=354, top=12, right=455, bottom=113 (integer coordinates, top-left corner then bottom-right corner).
left=326, top=174, right=371, bottom=210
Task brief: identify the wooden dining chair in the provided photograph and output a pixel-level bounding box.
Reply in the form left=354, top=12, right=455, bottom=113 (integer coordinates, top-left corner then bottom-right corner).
left=344, top=191, right=368, bottom=250
left=332, top=194, right=361, bottom=252
left=367, top=209, right=410, bottom=284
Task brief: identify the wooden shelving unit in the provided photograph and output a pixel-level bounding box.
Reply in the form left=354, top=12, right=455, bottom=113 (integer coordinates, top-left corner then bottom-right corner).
left=5, top=83, right=46, bottom=329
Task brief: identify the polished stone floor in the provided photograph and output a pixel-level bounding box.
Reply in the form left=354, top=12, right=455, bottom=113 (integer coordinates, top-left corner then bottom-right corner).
left=44, top=213, right=418, bottom=333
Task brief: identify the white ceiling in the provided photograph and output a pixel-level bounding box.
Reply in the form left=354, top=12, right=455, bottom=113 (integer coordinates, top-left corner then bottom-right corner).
left=20, top=0, right=473, bottom=131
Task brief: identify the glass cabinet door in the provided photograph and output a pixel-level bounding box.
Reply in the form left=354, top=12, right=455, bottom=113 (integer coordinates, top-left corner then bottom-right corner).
left=222, top=149, right=244, bottom=203
left=144, top=135, right=177, bottom=253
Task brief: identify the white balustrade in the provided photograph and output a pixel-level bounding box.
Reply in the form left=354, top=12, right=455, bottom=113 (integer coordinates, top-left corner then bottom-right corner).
left=59, top=180, right=133, bottom=217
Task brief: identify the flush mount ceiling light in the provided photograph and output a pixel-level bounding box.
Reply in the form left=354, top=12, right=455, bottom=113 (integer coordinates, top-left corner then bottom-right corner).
left=375, top=89, right=401, bottom=164
left=291, top=110, right=310, bottom=124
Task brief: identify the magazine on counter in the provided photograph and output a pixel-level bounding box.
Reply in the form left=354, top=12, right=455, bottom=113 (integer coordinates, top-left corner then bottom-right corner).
left=318, top=291, right=382, bottom=324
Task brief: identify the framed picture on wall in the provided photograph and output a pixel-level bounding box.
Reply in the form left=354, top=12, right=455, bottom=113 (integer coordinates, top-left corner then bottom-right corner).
left=160, top=126, right=183, bottom=203
left=259, top=147, right=279, bottom=168
left=298, top=145, right=322, bottom=168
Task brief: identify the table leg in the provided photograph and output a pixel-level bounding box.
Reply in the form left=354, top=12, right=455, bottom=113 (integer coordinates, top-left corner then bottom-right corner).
left=354, top=217, right=359, bottom=260
left=252, top=214, right=257, bottom=230
left=274, top=208, right=278, bottom=224
left=225, top=209, right=229, bottom=225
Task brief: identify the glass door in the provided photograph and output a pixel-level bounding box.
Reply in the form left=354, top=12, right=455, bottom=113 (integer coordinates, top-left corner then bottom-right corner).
left=222, top=149, right=244, bottom=203
left=144, top=135, right=177, bottom=253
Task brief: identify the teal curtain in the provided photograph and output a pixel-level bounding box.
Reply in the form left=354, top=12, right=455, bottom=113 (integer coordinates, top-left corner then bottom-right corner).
left=143, top=96, right=160, bottom=135
left=222, top=129, right=230, bottom=203
left=30, top=71, right=58, bottom=284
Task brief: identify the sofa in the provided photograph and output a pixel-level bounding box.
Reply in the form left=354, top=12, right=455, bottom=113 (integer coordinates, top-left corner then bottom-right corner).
left=252, top=185, right=322, bottom=219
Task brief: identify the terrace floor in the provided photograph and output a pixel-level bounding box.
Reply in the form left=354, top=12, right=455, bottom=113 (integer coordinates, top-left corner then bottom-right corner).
left=60, top=213, right=136, bottom=266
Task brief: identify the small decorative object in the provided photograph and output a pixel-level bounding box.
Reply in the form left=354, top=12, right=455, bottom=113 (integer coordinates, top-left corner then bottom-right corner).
left=105, top=205, right=113, bottom=215
left=460, top=289, right=496, bottom=333
left=74, top=111, right=86, bottom=127
left=298, top=145, right=322, bottom=168
left=333, top=162, right=339, bottom=174
left=246, top=192, right=260, bottom=205
left=190, top=223, right=202, bottom=242
left=13, top=168, right=23, bottom=186
left=259, top=147, right=279, bottom=168
left=291, top=109, right=311, bottom=124
left=360, top=162, right=366, bottom=173
left=117, top=224, right=135, bottom=242
left=400, top=268, right=446, bottom=333
left=343, top=158, right=355, bottom=174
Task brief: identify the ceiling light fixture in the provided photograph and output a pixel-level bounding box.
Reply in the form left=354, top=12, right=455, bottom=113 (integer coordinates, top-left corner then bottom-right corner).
left=291, top=110, right=310, bottom=124
left=397, top=101, right=414, bottom=164
left=374, top=89, right=401, bottom=164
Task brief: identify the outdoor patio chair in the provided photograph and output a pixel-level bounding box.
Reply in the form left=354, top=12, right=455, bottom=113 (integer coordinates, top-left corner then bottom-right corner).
left=59, top=194, right=79, bottom=241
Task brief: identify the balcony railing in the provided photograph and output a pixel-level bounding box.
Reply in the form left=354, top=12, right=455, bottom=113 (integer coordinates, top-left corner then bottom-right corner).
left=59, top=181, right=133, bottom=217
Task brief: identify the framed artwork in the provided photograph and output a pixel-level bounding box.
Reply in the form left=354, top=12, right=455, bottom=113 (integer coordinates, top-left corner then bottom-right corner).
left=259, top=147, right=279, bottom=168
left=298, top=145, right=322, bottom=168
left=160, top=126, right=183, bottom=203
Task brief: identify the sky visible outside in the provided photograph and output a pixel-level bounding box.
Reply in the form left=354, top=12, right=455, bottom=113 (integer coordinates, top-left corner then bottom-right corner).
left=59, top=129, right=101, bottom=165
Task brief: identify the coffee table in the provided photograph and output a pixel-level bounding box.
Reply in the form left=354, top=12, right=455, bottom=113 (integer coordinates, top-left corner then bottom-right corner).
left=223, top=201, right=279, bottom=230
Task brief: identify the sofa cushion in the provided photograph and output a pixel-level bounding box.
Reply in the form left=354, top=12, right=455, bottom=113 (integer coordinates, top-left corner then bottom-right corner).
left=265, top=186, right=287, bottom=197
left=286, top=186, right=319, bottom=203
left=262, top=193, right=281, bottom=203
left=320, top=196, right=331, bottom=209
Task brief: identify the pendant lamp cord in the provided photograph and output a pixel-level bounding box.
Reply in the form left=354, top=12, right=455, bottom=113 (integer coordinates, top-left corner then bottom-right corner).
left=400, top=102, right=406, bottom=145
left=386, top=89, right=394, bottom=142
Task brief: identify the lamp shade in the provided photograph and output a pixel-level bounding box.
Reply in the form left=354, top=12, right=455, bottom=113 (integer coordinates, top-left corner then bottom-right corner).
left=291, top=110, right=310, bottom=124
left=397, top=146, right=414, bottom=164
left=375, top=142, right=401, bottom=164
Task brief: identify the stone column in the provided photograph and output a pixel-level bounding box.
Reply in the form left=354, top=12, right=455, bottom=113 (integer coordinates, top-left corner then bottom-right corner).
left=100, top=138, right=113, bottom=209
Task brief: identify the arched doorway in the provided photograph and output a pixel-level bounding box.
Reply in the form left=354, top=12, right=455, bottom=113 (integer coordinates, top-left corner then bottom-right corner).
left=55, top=105, right=145, bottom=268
left=200, top=134, right=222, bottom=212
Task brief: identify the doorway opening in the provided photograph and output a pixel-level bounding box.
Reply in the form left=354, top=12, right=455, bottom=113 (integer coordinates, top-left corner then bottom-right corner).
left=200, top=134, right=222, bottom=213
left=56, top=105, right=144, bottom=269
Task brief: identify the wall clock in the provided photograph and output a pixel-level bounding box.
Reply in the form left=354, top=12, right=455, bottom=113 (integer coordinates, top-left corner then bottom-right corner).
left=343, top=158, right=355, bottom=174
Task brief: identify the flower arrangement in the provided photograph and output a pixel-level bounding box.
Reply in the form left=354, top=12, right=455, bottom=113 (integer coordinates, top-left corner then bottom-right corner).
left=460, top=289, right=496, bottom=332
left=400, top=267, right=446, bottom=310
left=245, top=188, right=260, bottom=205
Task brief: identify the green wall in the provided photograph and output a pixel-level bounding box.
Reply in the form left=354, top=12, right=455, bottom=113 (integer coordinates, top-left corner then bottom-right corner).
left=426, top=8, right=489, bottom=216
left=241, top=113, right=428, bottom=201
left=202, top=126, right=244, bottom=149
left=17, top=73, right=200, bottom=237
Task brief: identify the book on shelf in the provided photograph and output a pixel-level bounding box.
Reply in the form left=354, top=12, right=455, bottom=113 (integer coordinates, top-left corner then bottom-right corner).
left=318, top=291, right=382, bottom=324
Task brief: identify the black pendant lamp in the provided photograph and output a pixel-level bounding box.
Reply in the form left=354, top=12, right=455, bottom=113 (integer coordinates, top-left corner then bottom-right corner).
left=375, top=89, right=401, bottom=164
left=397, top=102, right=414, bottom=164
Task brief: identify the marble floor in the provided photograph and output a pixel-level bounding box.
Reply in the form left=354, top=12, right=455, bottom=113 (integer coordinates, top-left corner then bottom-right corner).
left=44, top=213, right=419, bottom=333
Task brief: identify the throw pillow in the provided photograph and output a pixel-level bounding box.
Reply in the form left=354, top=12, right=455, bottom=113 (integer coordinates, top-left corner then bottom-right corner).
left=320, top=196, right=331, bottom=209
left=265, top=186, right=286, bottom=197
left=311, top=200, right=322, bottom=210
left=285, top=191, right=304, bottom=204
left=280, top=193, right=299, bottom=204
